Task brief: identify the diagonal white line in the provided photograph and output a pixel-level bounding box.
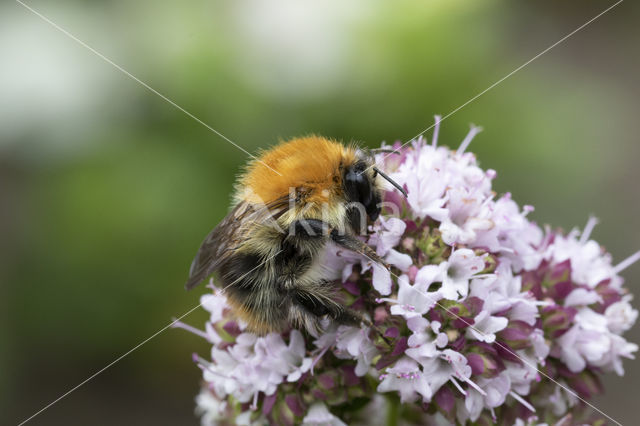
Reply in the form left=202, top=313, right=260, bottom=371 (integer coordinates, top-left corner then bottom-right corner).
left=17, top=303, right=203, bottom=426
left=15, top=0, right=626, bottom=423
left=360, top=253, right=623, bottom=426
left=372, top=0, right=623, bottom=171
left=17, top=248, right=284, bottom=425
left=15, top=0, right=283, bottom=177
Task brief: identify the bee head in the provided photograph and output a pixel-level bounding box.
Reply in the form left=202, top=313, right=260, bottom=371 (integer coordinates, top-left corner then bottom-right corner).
left=343, top=153, right=408, bottom=226
left=343, top=160, right=381, bottom=222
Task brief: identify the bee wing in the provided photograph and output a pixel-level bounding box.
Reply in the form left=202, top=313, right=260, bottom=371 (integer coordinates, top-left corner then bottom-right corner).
left=184, top=197, right=290, bottom=290
left=184, top=202, right=249, bottom=290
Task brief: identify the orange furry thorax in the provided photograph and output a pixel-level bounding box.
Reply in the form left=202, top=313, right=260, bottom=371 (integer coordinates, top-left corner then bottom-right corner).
left=239, top=136, right=357, bottom=205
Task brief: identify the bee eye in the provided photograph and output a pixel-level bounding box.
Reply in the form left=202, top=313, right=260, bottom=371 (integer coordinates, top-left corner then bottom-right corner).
left=344, top=165, right=381, bottom=222
left=344, top=169, right=370, bottom=204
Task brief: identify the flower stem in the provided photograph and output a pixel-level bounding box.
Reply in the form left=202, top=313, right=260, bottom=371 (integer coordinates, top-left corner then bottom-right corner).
left=386, top=395, right=400, bottom=426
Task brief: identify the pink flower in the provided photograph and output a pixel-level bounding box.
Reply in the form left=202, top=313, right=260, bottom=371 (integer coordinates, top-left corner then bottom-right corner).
left=466, top=310, right=509, bottom=344
left=377, top=357, right=432, bottom=403
left=383, top=275, right=437, bottom=319
left=564, top=288, right=603, bottom=307
left=335, top=325, right=378, bottom=376
left=184, top=123, right=638, bottom=425
left=302, top=403, right=346, bottom=426
left=545, top=220, right=620, bottom=289
left=370, top=217, right=406, bottom=256
left=605, top=297, right=638, bottom=334
left=407, top=317, right=447, bottom=349
left=439, top=249, right=486, bottom=301
left=439, top=187, right=495, bottom=247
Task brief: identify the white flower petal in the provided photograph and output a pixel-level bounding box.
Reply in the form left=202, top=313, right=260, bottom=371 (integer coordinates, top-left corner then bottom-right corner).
left=371, top=263, right=392, bottom=295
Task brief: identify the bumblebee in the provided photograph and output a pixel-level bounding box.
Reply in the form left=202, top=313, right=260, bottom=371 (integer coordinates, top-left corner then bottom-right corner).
left=185, top=136, right=407, bottom=334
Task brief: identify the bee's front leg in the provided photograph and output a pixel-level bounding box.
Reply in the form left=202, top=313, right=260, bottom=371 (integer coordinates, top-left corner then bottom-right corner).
left=329, top=230, right=389, bottom=269
left=288, top=219, right=389, bottom=269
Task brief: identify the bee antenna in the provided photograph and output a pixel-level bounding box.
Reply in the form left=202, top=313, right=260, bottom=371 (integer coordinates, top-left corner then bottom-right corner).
left=373, top=167, right=408, bottom=198
left=369, top=148, right=402, bottom=155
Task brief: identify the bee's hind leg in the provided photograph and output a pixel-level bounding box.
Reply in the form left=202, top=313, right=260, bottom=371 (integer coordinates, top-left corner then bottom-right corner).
left=289, top=285, right=392, bottom=345
left=289, top=285, right=364, bottom=330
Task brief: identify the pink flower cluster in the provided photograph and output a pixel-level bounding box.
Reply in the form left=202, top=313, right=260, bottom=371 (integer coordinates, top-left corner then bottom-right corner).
left=180, top=121, right=638, bottom=425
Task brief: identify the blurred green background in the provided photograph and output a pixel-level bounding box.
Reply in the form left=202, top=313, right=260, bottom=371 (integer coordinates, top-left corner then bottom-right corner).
left=2, top=0, right=639, bottom=424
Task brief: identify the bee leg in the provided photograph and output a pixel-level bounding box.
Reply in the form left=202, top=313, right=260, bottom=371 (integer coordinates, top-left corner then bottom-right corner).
left=289, top=218, right=389, bottom=269
left=289, top=218, right=330, bottom=239
left=287, top=303, right=323, bottom=336
left=289, top=287, right=359, bottom=329
left=305, top=298, right=392, bottom=345
left=290, top=287, right=336, bottom=317
left=329, top=230, right=390, bottom=270
left=332, top=307, right=369, bottom=327
left=290, top=286, right=374, bottom=328
left=287, top=288, right=333, bottom=335
left=289, top=286, right=393, bottom=345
